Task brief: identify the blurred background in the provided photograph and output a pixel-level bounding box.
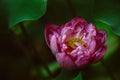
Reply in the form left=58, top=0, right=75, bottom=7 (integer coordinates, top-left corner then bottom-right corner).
left=0, top=0, right=120, bottom=80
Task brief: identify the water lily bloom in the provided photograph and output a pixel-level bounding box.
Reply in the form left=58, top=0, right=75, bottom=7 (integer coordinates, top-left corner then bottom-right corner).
left=44, top=17, right=107, bottom=70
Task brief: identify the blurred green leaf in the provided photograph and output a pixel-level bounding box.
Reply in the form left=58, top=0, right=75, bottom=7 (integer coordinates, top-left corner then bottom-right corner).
left=2, top=0, right=47, bottom=28
left=73, top=73, right=82, bottom=80
left=94, top=0, right=120, bottom=36
left=48, top=61, right=60, bottom=73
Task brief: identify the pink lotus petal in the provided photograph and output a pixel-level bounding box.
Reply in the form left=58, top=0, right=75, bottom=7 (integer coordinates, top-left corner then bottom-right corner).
left=44, top=24, right=58, bottom=46
left=91, top=45, right=107, bottom=63
left=49, top=35, right=59, bottom=55
left=56, top=53, right=76, bottom=70
left=97, top=30, right=107, bottom=43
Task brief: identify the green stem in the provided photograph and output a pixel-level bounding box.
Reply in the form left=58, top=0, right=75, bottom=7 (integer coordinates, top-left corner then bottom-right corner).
left=9, top=29, right=30, bottom=60
left=10, top=29, right=42, bottom=79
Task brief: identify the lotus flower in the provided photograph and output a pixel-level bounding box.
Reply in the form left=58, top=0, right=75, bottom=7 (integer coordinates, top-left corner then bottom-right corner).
left=44, top=17, right=107, bottom=70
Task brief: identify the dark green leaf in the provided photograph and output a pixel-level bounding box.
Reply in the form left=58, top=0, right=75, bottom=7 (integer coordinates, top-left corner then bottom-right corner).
left=1, top=0, right=47, bottom=28
left=94, top=0, right=120, bottom=36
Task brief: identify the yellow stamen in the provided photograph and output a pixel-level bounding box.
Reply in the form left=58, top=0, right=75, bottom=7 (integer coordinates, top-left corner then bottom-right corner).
left=68, top=38, right=86, bottom=48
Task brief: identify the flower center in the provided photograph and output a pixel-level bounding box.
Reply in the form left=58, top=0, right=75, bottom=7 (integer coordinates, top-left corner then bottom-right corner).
left=68, top=38, right=86, bottom=49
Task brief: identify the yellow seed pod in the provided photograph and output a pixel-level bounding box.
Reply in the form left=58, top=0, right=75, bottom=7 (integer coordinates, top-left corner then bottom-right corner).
left=68, top=38, right=86, bottom=48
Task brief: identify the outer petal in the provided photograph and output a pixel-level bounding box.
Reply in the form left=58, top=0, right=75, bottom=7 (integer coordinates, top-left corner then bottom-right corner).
left=44, top=24, right=60, bottom=55
left=97, top=30, right=107, bottom=44
left=64, top=17, right=87, bottom=28
left=91, top=45, right=107, bottom=63
left=59, top=17, right=88, bottom=40
left=44, top=24, right=59, bottom=46
left=88, top=39, right=96, bottom=54
left=75, top=55, right=89, bottom=68
left=85, top=23, right=97, bottom=37
left=83, top=24, right=97, bottom=54
left=83, top=24, right=97, bottom=45
left=49, top=35, right=59, bottom=55
left=56, top=53, right=76, bottom=70
left=95, top=30, right=107, bottom=53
